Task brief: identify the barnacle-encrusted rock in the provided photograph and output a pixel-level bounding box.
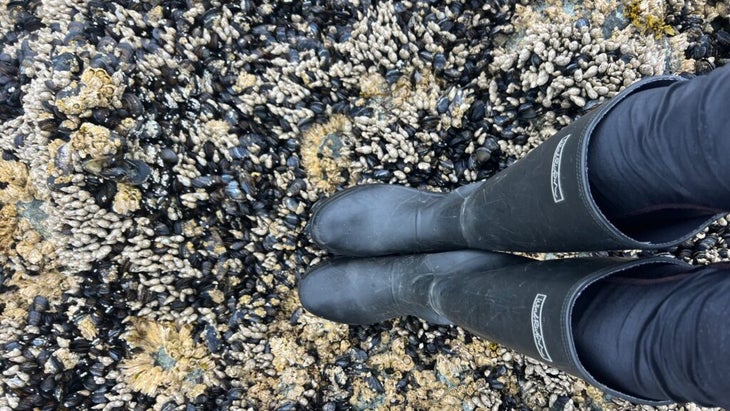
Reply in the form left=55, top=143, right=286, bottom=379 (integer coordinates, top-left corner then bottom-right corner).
left=113, top=183, right=141, bottom=215
left=0, top=269, right=76, bottom=322
left=14, top=219, right=55, bottom=266
left=0, top=205, right=18, bottom=253
left=232, top=72, right=257, bottom=93
left=0, top=0, right=726, bottom=409
left=201, top=120, right=239, bottom=161
left=71, top=123, right=121, bottom=160
left=359, top=72, right=389, bottom=98
left=0, top=159, right=34, bottom=204
left=55, top=67, right=124, bottom=117
left=0, top=160, right=52, bottom=264
left=76, top=315, right=98, bottom=340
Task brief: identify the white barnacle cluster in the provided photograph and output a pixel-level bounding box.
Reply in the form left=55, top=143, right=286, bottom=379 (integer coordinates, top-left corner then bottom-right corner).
left=50, top=182, right=129, bottom=272
left=484, top=0, right=696, bottom=159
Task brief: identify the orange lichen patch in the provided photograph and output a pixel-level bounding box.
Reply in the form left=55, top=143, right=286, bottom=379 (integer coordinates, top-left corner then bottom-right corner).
left=55, top=67, right=122, bottom=117
left=625, top=0, right=676, bottom=38
left=71, top=123, right=121, bottom=160
left=0, top=270, right=76, bottom=322
left=113, top=183, right=142, bottom=215
left=121, top=319, right=217, bottom=400
left=300, top=114, right=354, bottom=193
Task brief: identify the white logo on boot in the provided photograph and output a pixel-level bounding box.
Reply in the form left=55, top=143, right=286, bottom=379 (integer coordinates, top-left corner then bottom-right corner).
left=551, top=134, right=570, bottom=203
left=531, top=293, right=553, bottom=362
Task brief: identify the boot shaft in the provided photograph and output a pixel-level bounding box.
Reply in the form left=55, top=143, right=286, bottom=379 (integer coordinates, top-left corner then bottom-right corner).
left=428, top=255, right=689, bottom=405
left=461, top=75, right=723, bottom=252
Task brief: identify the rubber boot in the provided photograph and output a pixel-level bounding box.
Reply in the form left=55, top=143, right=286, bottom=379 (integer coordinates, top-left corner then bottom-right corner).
left=298, top=250, right=528, bottom=324
left=298, top=251, right=690, bottom=405
left=309, top=75, right=724, bottom=255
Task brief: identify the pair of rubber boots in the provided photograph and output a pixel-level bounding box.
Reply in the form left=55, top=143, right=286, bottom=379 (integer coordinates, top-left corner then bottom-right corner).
left=298, top=76, right=723, bottom=404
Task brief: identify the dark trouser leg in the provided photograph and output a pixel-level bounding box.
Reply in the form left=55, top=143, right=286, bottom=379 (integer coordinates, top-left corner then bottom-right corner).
left=457, top=71, right=727, bottom=252
left=574, top=264, right=730, bottom=408
left=589, top=64, right=730, bottom=233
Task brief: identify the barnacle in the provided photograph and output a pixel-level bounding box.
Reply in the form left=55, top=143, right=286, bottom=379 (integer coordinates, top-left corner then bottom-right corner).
left=359, top=72, right=389, bottom=99
left=232, top=71, right=257, bottom=93
left=301, top=114, right=354, bottom=193
left=0, top=204, right=18, bottom=253
left=77, top=315, right=99, bottom=340
left=0, top=269, right=75, bottom=322
left=55, top=67, right=123, bottom=117
left=0, top=160, right=52, bottom=264
left=367, top=337, right=413, bottom=373
left=200, top=119, right=239, bottom=161
left=121, top=319, right=216, bottom=400
left=113, top=183, right=142, bottom=215
left=0, top=159, right=34, bottom=204
left=71, top=123, right=121, bottom=160
left=14, top=219, right=55, bottom=266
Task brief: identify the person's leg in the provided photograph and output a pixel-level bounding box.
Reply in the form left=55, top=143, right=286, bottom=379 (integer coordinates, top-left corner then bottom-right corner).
left=310, top=68, right=729, bottom=256
left=300, top=250, right=711, bottom=405
left=589, top=63, right=730, bottom=234
left=573, top=263, right=730, bottom=409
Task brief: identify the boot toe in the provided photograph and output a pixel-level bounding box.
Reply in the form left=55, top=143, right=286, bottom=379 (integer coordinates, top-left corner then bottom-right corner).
left=298, top=262, right=342, bottom=322
left=308, top=184, right=444, bottom=256
left=298, top=260, right=389, bottom=325
left=308, top=188, right=367, bottom=255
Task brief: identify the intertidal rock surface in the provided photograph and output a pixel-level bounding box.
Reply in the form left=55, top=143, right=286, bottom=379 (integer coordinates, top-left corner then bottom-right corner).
left=0, top=0, right=728, bottom=410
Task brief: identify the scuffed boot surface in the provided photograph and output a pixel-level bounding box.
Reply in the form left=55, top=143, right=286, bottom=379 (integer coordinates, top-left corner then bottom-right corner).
left=309, top=184, right=471, bottom=256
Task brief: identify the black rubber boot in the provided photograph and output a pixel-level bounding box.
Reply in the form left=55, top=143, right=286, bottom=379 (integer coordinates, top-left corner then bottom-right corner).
left=309, top=75, right=724, bottom=255
left=309, top=183, right=480, bottom=256
left=298, top=250, right=528, bottom=324
left=298, top=251, right=691, bottom=405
